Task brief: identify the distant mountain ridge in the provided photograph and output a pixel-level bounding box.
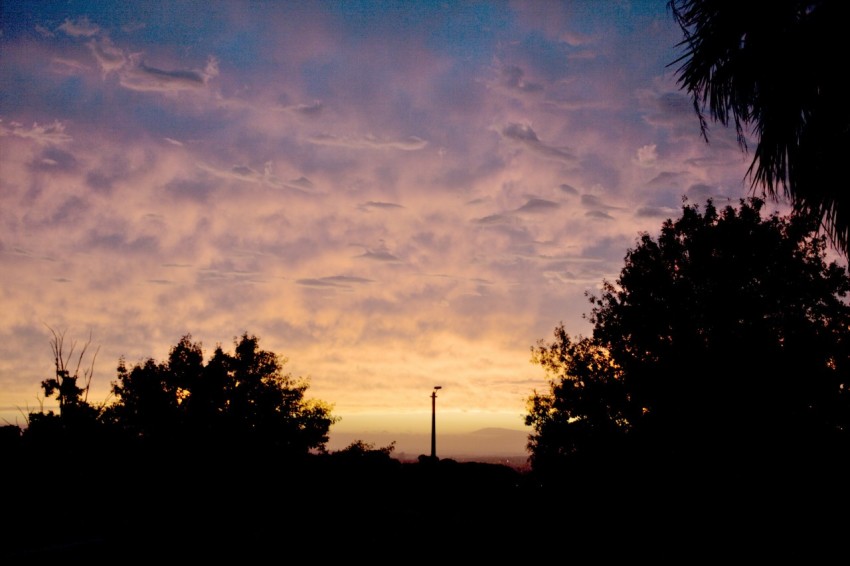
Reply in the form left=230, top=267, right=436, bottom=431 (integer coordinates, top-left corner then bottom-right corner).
left=327, top=426, right=529, bottom=462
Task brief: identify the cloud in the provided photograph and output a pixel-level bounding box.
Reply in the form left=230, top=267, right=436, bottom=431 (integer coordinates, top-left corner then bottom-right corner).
left=58, top=17, right=100, bottom=37
left=164, top=177, right=218, bottom=201
left=29, top=146, right=78, bottom=172
left=308, top=134, right=428, bottom=151
left=685, top=183, right=731, bottom=203
left=297, top=276, right=374, bottom=288
left=558, top=184, right=579, bottom=195
left=543, top=270, right=597, bottom=284
left=634, top=143, right=658, bottom=167
left=473, top=213, right=512, bottom=225
left=89, top=35, right=208, bottom=86
left=655, top=91, right=694, bottom=119
left=359, top=250, right=401, bottom=262
left=638, top=88, right=727, bottom=144
left=515, top=198, right=560, bottom=214
left=50, top=57, right=92, bottom=75
left=499, top=65, right=544, bottom=93
left=231, top=165, right=255, bottom=177
left=3, top=120, right=72, bottom=145
left=470, top=198, right=560, bottom=224
left=35, top=25, right=54, bottom=38
left=261, top=165, right=318, bottom=193
left=282, top=100, right=324, bottom=116
left=559, top=29, right=596, bottom=47
left=198, top=268, right=262, bottom=284
left=195, top=161, right=317, bottom=193
left=581, top=194, right=623, bottom=211
left=499, top=123, right=575, bottom=164
left=635, top=206, right=679, bottom=218
left=541, top=97, right=610, bottom=112
left=88, top=38, right=127, bottom=76
left=119, top=55, right=219, bottom=92
left=530, top=253, right=604, bottom=265
left=358, top=201, right=405, bottom=211
left=285, top=176, right=316, bottom=191
left=638, top=89, right=694, bottom=127
left=85, top=229, right=160, bottom=254
left=86, top=170, right=115, bottom=193
left=122, top=22, right=147, bottom=34
left=646, top=171, right=685, bottom=188
left=501, top=123, right=541, bottom=144
left=585, top=210, right=615, bottom=220
left=356, top=243, right=401, bottom=262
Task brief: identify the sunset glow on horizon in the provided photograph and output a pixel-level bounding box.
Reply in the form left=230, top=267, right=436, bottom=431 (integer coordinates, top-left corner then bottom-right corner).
left=1, top=0, right=760, bottom=457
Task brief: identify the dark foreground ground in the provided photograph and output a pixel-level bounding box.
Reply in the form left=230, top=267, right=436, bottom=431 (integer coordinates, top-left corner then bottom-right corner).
left=4, top=444, right=850, bottom=562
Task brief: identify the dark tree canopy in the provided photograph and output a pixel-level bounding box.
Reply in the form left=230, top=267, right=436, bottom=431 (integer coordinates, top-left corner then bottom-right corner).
left=527, top=198, right=850, bottom=478
left=525, top=329, right=634, bottom=475
left=669, top=0, right=850, bottom=255
left=105, top=332, right=338, bottom=455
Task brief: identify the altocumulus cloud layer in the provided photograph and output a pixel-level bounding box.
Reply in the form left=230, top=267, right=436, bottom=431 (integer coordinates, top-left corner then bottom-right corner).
left=1, top=1, right=754, bottom=441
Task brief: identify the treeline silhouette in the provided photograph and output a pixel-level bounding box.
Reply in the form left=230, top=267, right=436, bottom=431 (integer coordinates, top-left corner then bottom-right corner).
left=5, top=197, right=850, bottom=560
left=3, top=332, right=538, bottom=560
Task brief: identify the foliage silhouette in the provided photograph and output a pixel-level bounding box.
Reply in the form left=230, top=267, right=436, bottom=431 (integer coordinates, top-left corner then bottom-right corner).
left=527, top=198, right=850, bottom=484
left=669, top=0, right=850, bottom=255
left=23, top=327, right=104, bottom=447
left=525, top=328, right=634, bottom=478
left=104, top=332, right=338, bottom=455
left=7, top=317, right=847, bottom=559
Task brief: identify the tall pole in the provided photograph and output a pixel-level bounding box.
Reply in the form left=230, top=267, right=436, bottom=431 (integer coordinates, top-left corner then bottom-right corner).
left=430, top=386, right=441, bottom=459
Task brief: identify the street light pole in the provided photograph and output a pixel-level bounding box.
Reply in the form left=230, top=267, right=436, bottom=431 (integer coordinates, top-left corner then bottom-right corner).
left=430, top=386, right=442, bottom=459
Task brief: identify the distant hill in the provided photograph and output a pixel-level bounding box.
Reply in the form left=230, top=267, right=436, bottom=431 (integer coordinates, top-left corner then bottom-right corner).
left=327, top=426, right=529, bottom=464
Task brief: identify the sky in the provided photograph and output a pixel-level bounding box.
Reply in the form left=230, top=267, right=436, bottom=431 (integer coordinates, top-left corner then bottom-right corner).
left=1, top=0, right=762, bottom=458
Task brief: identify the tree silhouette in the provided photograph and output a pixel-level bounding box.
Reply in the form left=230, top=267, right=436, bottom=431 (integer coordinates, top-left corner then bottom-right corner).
left=105, top=332, right=338, bottom=455
left=527, top=198, right=850, bottom=480
left=12, top=330, right=549, bottom=560
left=525, top=328, right=635, bottom=479
left=668, top=0, right=850, bottom=254
left=24, top=327, right=103, bottom=444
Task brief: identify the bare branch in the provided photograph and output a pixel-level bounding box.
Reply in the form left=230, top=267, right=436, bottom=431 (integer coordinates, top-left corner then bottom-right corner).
left=74, top=331, right=92, bottom=381
left=47, top=324, right=64, bottom=374
left=83, top=343, right=100, bottom=404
